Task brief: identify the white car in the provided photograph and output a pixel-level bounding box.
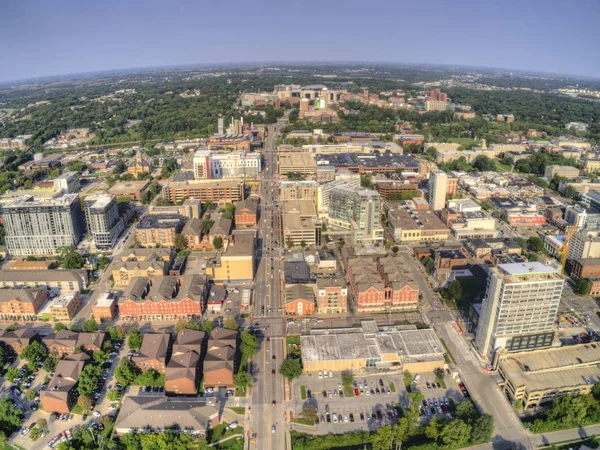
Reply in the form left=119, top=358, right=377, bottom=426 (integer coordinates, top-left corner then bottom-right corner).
left=318, top=371, right=322, bottom=379
left=93, top=411, right=101, bottom=418
left=329, top=371, right=333, bottom=378
left=333, top=414, right=338, bottom=423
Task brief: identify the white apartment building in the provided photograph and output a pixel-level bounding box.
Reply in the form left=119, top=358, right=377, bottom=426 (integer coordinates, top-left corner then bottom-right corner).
left=193, top=149, right=261, bottom=179
left=429, top=170, right=447, bottom=211
left=475, top=262, right=564, bottom=360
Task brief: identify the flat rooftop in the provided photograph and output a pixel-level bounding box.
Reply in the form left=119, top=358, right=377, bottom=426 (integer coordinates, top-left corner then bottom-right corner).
left=501, top=343, right=600, bottom=392
left=301, top=322, right=444, bottom=363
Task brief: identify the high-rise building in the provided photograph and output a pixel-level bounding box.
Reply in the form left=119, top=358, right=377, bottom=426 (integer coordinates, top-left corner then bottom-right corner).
left=217, top=117, right=224, bottom=136
left=567, top=231, right=600, bottom=262
left=429, top=170, right=448, bottom=211
left=83, top=194, right=125, bottom=250
left=475, top=262, right=564, bottom=360
left=328, top=185, right=383, bottom=244
left=193, top=149, right=212, bottom=179
left=2, top=193, right=85, bottom=256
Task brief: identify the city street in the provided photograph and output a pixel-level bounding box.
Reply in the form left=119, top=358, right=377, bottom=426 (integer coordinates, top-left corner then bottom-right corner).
left=246, top=122, right=286, bottom=450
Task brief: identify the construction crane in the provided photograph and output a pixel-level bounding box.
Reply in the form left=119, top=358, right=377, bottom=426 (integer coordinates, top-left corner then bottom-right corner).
left=557, top=216, right=583, bottom=274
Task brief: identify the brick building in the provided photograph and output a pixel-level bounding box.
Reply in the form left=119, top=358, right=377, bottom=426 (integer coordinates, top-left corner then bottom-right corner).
left=131, top=332, right=171, bottom=374
left=285, top=284, right=316, bottom=316
left=234, top=197, right=259, bottom=227
left=0, top=288, right=47, bottom=321
left=119, top=275, right=208, bottom=321
left=92, top=293, right=118, bottom=322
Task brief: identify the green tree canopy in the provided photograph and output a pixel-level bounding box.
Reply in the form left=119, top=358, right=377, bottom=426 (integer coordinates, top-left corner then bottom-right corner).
left=128, top=327, right=143, bottom=350
left=279, top=358, right=302, bottom=381
left=77, top=364, right=102, bottom=397
left=81, top=318, right=99, bottom=333
left=21, top=340, right=48, bottom=366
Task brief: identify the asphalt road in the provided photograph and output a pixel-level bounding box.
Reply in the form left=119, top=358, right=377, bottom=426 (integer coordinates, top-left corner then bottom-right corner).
left=247, top=122, right=286, bottom=450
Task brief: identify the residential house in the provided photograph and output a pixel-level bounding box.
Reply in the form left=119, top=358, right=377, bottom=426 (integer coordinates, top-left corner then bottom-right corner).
left=204, top=328, right=236, bottom=389
left=234, top=197, right=259, bottom=227
left=131, top=332, right=171, bottom=374
left=40, top=353, right=90, bottom=413
left=165, top=329, right=204, bottom=395
left=0, top=328, right=39, bottom=355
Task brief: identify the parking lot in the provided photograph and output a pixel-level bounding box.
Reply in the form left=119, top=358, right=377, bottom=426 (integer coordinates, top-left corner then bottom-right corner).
left=9, top=338, right=130, bottom=450
left=411, top=371, right=471, bottom=421
left=292, top=372, right=407, bottom=433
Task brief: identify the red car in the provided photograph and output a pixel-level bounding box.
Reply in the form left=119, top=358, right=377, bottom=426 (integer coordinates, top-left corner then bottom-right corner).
left=354, top=388, right=359, bottom=396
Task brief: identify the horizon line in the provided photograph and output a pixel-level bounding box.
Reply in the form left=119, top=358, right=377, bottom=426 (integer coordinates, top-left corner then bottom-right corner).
left=2, top=60, right=599, bottom=87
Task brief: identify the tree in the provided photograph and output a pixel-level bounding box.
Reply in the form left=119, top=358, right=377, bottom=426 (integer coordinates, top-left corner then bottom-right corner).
left=302, top=404, right=317, bottom=423
left=202, top=321, right=214, bottom=334
left=240, top=330, right=259, bottom=357
left=5, top=366, right=20, bottom=383
left=391, top=246, right=399, bottom=255
left=564, top=185, right=578, bottom=199
left=279, top=358, right=302, bottom=381
left=455, top=401, right=479, bottom=423
left=93, top=350, right=108, bottom=364
left=527, top=236, right=544, bottom=253
left=233, top=371, right=253, bottom=391
left=81, top=318, right=99, bottom=333
left=471, top=414, right=494, bottom=444
left=0, top=396, right=23, bottom=437
left=440, top=420, right=472, bottom=447
left=106, top=325, right=126, bottom=341
left=53, top=322, right=68, bottom=332
left=77, top=395, right=92, bottom=412
left=77, top=364, right=102, bottom=397
left=57, top=246, right=83, bottom=269
left=25, top=388, right=37, bottom=402
left=5, top=325, right=17, bottom=332
left=113, top=160, right=127, bottom=175
left=128, top=327, right=143, bottom=351
left=372, top=425, right=393, bottom=450
left=134, top=369, right=161, bottom=386
left=212, top=236, right=224, bottom=250
left=300, top=240, right=307, bottom=249
left=472, top=155, right=495, bottom=171
left=174, top=234, right=187, bottom=252
left=480, top=199, right=493, bottom=211
left=43, top=355, right=59, bottom=373
left=223, top=318, right=239, bottom=331
left=107, top=389, right=120, bottom=402
left=447, top=280, right=463, bottom=302
left=21, top=341, right=48, bottom=367
left=575, top=279, right=592, bottom=296
left=97, top=255, right=110, bottom=270
left=115, top=358, right=139, bottom=386
left=425, top=416, right=443, bottom=440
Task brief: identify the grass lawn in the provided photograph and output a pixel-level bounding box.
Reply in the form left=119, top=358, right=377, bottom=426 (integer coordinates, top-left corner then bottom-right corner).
left=343, top=386, right=355, bottom=398
left=228, top=407, right=246, bottom=415
left=292, top=417, right=315, bottom=426
left=300, top=385, right=306, bottom=400
left=434, top=373, right=447, bottom=389
left=389, top=382, right=396, bottom=393
left=494, top=159, right=513, bottom=172
left=70, top=401, right=85, bottom=415
left=286, top=335, right=301, bottom=345
left=448, top=138, right=479, bottom=149
left=439, top=338, right=456, bottom=364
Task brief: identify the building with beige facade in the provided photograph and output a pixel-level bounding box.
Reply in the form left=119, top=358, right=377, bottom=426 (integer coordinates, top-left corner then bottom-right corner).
left=277, top=153, right=316, bottom=175
left=0, top=270, right=88, bottom=293
left=279, top=181, right=318, bottom=204
left=207, top=231, right=255, bottom=283
left=42, top=292, right=82, bottom=323
left=162, top=180, right=244, bottom=204
left=301, top=321, right=444, bottom=373
left=497, top=343, right=600, bottom=409
left=386, top=201, right=450, bottom=243
left=281, top=200, right=321, bottom=248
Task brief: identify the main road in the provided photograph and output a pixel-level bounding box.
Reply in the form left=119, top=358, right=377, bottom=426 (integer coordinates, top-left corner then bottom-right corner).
left=247, top=121, right=287, bottom=450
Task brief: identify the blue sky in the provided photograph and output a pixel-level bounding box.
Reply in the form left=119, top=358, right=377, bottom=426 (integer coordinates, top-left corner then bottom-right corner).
left=0, top=0, right=598, bottom=82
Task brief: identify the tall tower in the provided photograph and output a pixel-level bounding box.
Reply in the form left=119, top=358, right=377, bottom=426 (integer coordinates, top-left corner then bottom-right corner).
left=475, top=262, right=563, bottom=360
left=217, top=118, right=224, bottom=136
left=429, top=170, right=448, bottom=211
